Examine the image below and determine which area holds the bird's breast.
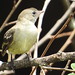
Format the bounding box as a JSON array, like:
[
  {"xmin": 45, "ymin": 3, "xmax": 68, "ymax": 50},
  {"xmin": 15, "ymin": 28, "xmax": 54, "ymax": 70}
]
[{"xmin": 8, "ymin": 25, "xmax": 38, "ymax": 54}]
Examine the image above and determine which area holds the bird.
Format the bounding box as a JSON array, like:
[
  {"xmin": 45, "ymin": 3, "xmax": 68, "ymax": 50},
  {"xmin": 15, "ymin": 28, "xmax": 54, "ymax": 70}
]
[{"xmin": 1, "ymin": 7, "xmax": 43, "ymax": 59}]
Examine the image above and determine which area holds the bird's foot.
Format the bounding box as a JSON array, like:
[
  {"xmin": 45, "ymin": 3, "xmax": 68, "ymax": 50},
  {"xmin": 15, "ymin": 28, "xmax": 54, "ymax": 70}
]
[
  {"xmin": 8, "ymin": 59, "xmax": 15, "ymax": 75},
  {"xmin": 25, "ymin": 53, "xmax": 32, "ymax": 61}
]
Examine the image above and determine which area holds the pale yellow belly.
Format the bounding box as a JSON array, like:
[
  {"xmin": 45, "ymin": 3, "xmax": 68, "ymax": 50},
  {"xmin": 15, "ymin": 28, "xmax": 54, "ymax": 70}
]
[
  {"xmin": 8, "ymin": 35, "xmax": 37, "ymax": 54},
  {"xmin": 8, "ymin": 27, "xmax": 37, "ymax": 54}
]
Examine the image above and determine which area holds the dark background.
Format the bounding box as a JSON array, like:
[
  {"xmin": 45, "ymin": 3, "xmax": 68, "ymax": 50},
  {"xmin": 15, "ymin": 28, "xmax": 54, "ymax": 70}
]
[{"xmin": 0, "ymin": 0, "xmax": 74, "ymax": 75}]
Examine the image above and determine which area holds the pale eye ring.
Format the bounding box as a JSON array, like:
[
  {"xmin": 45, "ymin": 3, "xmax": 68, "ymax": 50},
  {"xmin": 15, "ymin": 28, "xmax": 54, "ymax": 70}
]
[{"xmin": 32, "ymin": 11, "xmax": 36, "ymax": 15}]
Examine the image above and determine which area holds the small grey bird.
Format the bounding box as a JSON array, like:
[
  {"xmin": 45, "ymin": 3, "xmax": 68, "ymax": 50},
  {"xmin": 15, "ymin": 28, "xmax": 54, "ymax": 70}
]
[{"xmin": 1, "ymin": 8, "xmax": 43, "ymax": 56}]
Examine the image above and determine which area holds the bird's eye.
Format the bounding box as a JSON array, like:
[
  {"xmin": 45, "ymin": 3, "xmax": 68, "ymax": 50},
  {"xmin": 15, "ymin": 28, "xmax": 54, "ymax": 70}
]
[{"xmin": 32, "ymin": 11, "xmax": 36, "ymax": 15}]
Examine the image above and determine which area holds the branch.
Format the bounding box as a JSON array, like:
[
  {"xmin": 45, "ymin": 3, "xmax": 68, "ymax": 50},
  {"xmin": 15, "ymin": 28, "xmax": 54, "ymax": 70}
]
[
  {"xmin": 61, "ymin": 60, "xmax": 71, "ymax": 75},
  {"xmin": 41, "ymin": 66, "xmax": 75, "ymax": 72},
  {"xmin": 0, "ymin": 0, "xmax": 22, "ymax": 32},
  {"xmin": 5, "ymin": 21, "xmax": 17, "ymax": 27},
  {"xmin": 29, "ymin": 2, "xmax": 75, "ymax": 53},
  {"xmin": 32, "ymin": 0, "xmax": 51, "ymax": 74},
  {"xmin": 1, "ymin": 52, "xmax": 75, "ymax": 71}
]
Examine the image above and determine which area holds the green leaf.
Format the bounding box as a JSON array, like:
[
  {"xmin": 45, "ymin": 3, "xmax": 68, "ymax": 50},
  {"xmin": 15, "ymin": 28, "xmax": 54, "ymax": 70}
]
[
  {"xmin": 71, "ymin": 63, "xmax": 75, "ymax": 70},
  {"xmin": 68, "ymin": 73, "xmax": 75, "ymax": 75}
]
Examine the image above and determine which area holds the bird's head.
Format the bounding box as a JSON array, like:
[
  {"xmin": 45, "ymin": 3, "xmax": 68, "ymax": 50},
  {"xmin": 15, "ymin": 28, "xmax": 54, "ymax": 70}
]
[{"xmin": 18, "ymin": 7, "xmax": 43, "ymax": 23}]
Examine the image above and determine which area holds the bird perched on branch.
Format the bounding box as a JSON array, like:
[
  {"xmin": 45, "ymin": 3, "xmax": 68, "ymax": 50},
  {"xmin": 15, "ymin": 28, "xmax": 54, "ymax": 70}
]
[{"xmin": 1, "ymin": 8, "xmax": 43, "ymax": 59}]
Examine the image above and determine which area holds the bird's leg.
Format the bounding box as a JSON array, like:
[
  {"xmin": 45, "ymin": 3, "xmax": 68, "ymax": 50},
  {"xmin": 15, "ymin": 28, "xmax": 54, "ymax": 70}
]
[
  {"xmin": 8, "ymin": 53, "xmax": 15, "ymax": 74},
  {"xmin": 8, "ymin": 53, "xmax": 12, "ymax": 62},
  {"xmin": 11, "ymin": 54, "xmax": 15, "ymax": 69},
  {"xmin": 25, "ymin": 53, "xmax": 32, "ymax": 61}
]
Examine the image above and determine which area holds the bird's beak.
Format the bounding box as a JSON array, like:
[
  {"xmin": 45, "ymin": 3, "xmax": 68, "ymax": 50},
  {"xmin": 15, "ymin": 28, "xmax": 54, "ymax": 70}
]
[
  {"xmin": 36, "ymin": 10, "xmax": 44, "ymax": 16},
  {"xmin": 39, "ymin": 10, "xmax": 44, "ymax": 14}
]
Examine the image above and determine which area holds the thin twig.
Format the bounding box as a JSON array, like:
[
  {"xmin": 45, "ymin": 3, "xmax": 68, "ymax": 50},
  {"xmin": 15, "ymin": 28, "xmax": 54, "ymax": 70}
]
[
  {"xmin": 40, "ymin": 12, "xmax": 75, "ymax": 75},
  {"xmin": 50, "ymin": 29, "xmax": 75, "ymax": 66},
  {"xmin": 0, "ymin": 0, "xmax": 22, "ymax": 32},
  {"xmin": 40, "ymin": 1, "xmax": 75, "ymax": 45},
  {"xmin": 53, "ymin": 31, "xmax": 71, "ymax": 39},
  {"xmin": 41, "ymin": 25, "xmax": 67, "ymax": 56},
  {"xmin": 61, "ymin": 60, "xmax": 71, "ymax": 75},
  {"xmin": 5, "ymin": 21, "xmax": 17, "ymax": 27},
  {"xmin": 59, "ymin": 29, "xmax": 75, "ymax": 52},
  {"xmin": 41, "ymin": 12, "xmax": 74, "ymax": 57},
  {"xmin": 40, "ymin": 66, "xmax": 45, "ymax": 75},
  {"xmin": 49, "ymin": 29, "xmax": 75, "ymax": 68},
  {"xmin": 34, "ymin": 6, "xmax": 74, "ymax": 75},
  {"xmin": 30, "ymin": 0, "xmax": 52, "ymax": 75},
  {"xmin": 13, "ymin": 0, "xmax": 17, "ymax": 6},
  {"xmin": 42, "ymin": 66, "xmax": 75, "ymax": 72},
  {"xmin": 49, "ymin": 27, "xmax": 75, "ymax": 71},
  {"xmin": 29, "ymin": 2, "xmax": 75, "ymax": 54}
]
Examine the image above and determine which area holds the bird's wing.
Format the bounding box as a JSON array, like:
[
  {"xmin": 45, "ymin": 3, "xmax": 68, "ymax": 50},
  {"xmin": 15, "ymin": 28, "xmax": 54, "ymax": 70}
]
[{"xmin": 2, "ymin": 29, "xmax": 15, "ymax": 56}]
